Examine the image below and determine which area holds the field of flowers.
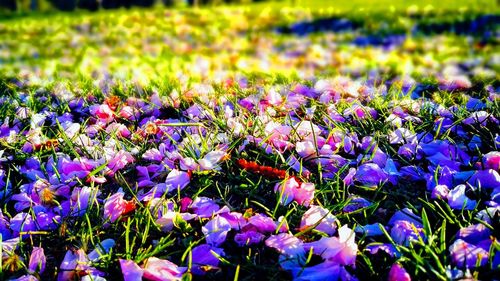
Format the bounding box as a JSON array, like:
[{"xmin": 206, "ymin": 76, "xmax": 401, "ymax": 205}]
[{"xmin": 0, "ymin": 1, "xmax": 499, "ymax": 280}]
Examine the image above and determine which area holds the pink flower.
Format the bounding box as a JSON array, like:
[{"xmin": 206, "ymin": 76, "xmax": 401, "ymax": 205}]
[
  {"xmin": 274, "ymin": 178, "xmax": 315, "ymax": 206},
  {"xmin": 59, "ymin": 157, "xmax": 92, "ymax": 180},
  {"xmin": 388, "ymin": 263, "xmax": 411, "ymax": 281},
  {"xmin": 300, "ymin": 205, "xmax": 337, "ymax": 236},
  {"xmin": 120, "ymin": 259, "xmax": 143, "ymax": 281},
  {"xmin": 107, "ymin": 151, "xmax": 134, "ymax": 176},
  {"xmin": 293, "ymin": 182, "xmax": 315, "ymax": 206},
  {"xmin": 90, "ymin": 104, "xmax": 114, "ymax": 123},
  {"xmin": 265, "ymin": 88, "xmax": 283, "ymax": 106},
  {"xmin": 119, "ymin": 106, "xmax": 139, "ymax": 120},
  {"xmin": 219, "ymin": 211, "xmax": 246, "ymax": 230},
  {"xmin": 482, "ymin": 151, "xmax": 500, "ymax": 170},
  {"xmin": 105, "ymin": 123, "xmax": 131, "ymax": 138},
  {"xmin": 143, "ymin": 257, "xmax": 186, "ymax": 281},
  {"xmin": 103, "ymin": 190, "xmax": 135, "ymax": 223},
  {"xmin": 304, "ymin": 225, "xmax": 357, "ymax": 266},
  {"xmin": 179, "ymin": 197, "xmax": 193, "ymax": 212},
  {"xmin": 274, "ymin": 177, "xmax": 299, "ymax": 205}
]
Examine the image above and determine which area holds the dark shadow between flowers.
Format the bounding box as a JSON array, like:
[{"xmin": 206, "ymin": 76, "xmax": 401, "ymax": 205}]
[{"xmin": 275, "ymin": 14, "xmax": 500, "ymax": 47}]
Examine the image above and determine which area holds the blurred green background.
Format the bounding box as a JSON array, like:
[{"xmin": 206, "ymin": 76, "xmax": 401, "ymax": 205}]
[{"xmin": 1, "ymin": 0, "xmax": 498, "ymax": 15}]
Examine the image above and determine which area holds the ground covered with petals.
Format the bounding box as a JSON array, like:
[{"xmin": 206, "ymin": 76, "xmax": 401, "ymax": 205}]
[{"xmin": 0, "ymin": 2, "xmax": 499, "ymax": 280}]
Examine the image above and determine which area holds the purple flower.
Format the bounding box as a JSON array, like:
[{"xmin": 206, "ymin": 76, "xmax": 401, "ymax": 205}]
[
  {"xmin": 70, "ymin": 186, "xmax": 98, "ymax": 216},
  {"xmin": 136, "ymin": 166, "xmax": 154, "ymax": 188},
  {"xmin": 202, "ymin": 215, "xmax": 232, "ymax": 246},
  {"xmin": 447, "ymin": 185, "xmax": 477, "ymax": 210},
  {"xmin": 390, "ymin": 220, "xmax": 425, "ymax": 246},
  {"xmin": 219, "ymin": 211, "xmax": 246, "ymax": 230},
  {"xmin": 466, "ymin": 97, "xmax": 486, "ymax": 111},
  {"xmin": 247, "ymin": 213, "xmax": 277, "ymax": 233},
  {"xmin": 296, "ymin": 141, "xmax": 317, "ymax": 159},
  {"xmin": 143, "ymin": 146, "xmax": 167, "ymax": 162},
  {"xmin": 156, "ymin": 211, "xmax": 194, "ymax": 232},
  {"xmin": 164, "ymin": 169, "xmax": 190, "ymax": 192},
  {"xmin": 290, "ymin": 261, "xmax": 341, "ymax": 281},
  {"xmin": 234, "ymin": 230, "xmax": 266, "ymax": 246},
  {"xmin": 293, "ymin": 84, "xmax": 317, "ymax": 98},
  {"xmin": 433, "ymin": 117, "xmax": 454, "ymax": 136},
  {"xmin": 120, "ymin": 259, "xmax": 143, "ymax": 281},
  {"xmin": 28, "ymin": 247, "xmax": 46, "ymax": 274},
  {"xmin": 456, "ymin": 224, "xmax": 491, "ymax": 245},
  {"xmin": 388, "ymin": 208, "xmax": 422, "ymax": 228},
  {"xmin": 287, "ymin": 155, "xmax": 311, "ymax": 178},
  {"xmin": 10, "ymin": 212, "xmax": 36, "ymax": 235},
  {"xmin": 191, "ymin": 244, "xmax": 225, "ymax": 275},
  {"xmin": 431, "ymin": 185, "xmax": 449, "ymax": 200},
  {"xmin": 343, "ymin": 197, "xmax": 372, "ymax": 213},
  {"xmin": 0, "ymin": 211, "xmax": 11, "ymax": 240},
  {"xmin": 389, "ymin": 128, "xmax": 416, "ymax": 144},
  {"xmin": 365, "ymin": 243, "xmax": 400, "ymax": 258},
  {"xmin": 88, "ymin": 239, "xmax": 115, "ymax": 262},
  {"xmin": 462, "ymin": 111, "xmax": 498, "ymax": 126},
  {"xmin": 293, "ymin": 121, "xmax": 323, "ymax": 139},
  {"xmin": 357, "ymin": 148, "xmax": 388, "ymax": 168},
  {"xmin": 143, "ymin": 169, "xmax": 190, "ymax": 199},
  {"xmin": 343, "ymin": 168, "xmax": 356, "ymax": 186},
  {"xmin": 190, "ymin": 197, "xmax": 221, "ymax": 218},
  {"xmin": 265, "ymin": 233, "xmax": 305, "ymax": 263},
  {"xmin": 355, "ymin": 163, "xmax": 389, "ymax": 186},
  {"xmin": 57, "ymin": 249, "xmax": 88, "ymax": 280},
  {"xmin": 449, "ymin": 239, "xmax": 489, "ymax": 268},
  {"xmin": 355, "ymin": 223, "xmax": 384, "ymax": 236},
  {"xmin": 467, "ymin": 169, "xmax": 500, "ymax": 189}
]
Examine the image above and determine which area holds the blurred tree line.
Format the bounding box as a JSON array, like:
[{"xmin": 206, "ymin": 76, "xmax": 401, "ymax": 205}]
[{"xmin": 0, "ymin": 0, "xmax": 263, "ymax": 12}]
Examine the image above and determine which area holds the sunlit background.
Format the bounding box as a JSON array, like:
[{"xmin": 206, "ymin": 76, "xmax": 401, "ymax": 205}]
[{"xmin": 1, "ymin": 0, "xmax": 498, "ymax": 91}]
